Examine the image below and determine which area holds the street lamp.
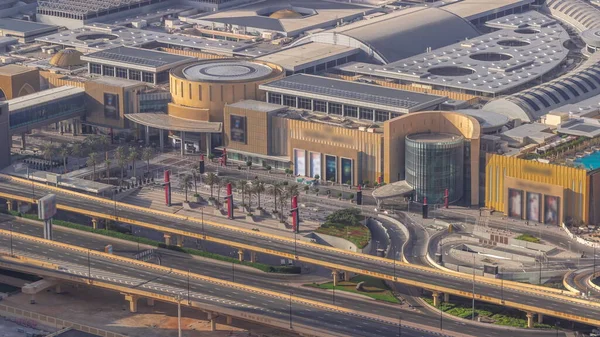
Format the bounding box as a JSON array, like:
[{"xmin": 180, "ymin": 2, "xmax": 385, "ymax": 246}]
[
  {"xmin": 201, "ymin": 207, "xmax": 205, "ymax": 239},
  {"xmin": 9, "ymin": 222, "xmax": 13, "ymax": 256},
  {"xmin": 439, "ymin": 301, "xmax": 443, "ymax": 330},
  {"xmin": 294, "ymin": 232, "xmax": 298, "ymax": 258},
  {"xmin": 177, "ymin": 294, "xmax": 182, "ymax": 337},
  {"xmin": 555, "ymin": 321, "xmax": 560, "ymax": 337},
  {"xmin": 500, "ymin": 268, "xmax": 504, "ymax": 304},
  {"xmin": 398, "ymin": 315, "xmax": 402, "ymax": 337},
  {"xmin": 472, "ymin": 255, "xmax": 475, "ymax": 321},
  {"xmin": 289, "ymin": 291, "xmax": 293, "ymax": 329},
  {"xmin": 87, "ymin": 249, "xmax": 92, "ymax": 283},
  {"xmin": 187, "ymin": 269, "xmax": 190, "ymax": 305}
]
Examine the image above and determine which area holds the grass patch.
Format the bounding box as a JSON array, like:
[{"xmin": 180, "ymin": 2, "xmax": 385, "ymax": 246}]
[
  {"xmin": 304, "ymin": 275, "xmax": 399, "ymax": 303},
  {"xmin": 515, "ymin": 234, "xmax": 540, "ymax": 243},
  {"xmin": 315, "ymin": 225, "xmax": 371, "ymax": 249},
  {"xmin": 422, "ymin": 297, "xmax": 552, "ymax": 329},
  {"xmin": 4, "ymin": 210, "xmax": 299, "ymax": 274}
]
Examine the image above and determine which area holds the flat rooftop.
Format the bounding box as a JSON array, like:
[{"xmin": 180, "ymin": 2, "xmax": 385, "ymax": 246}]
[
  {"xmin": 335, "ymin": 11, "xmax": 569, "ymax": 95},
  {"xmin": 0, "ymin": 64, "xmax": 34, "ymax": 76},
  {"xmin": 442, "ymin": 0, "xmax": 534, "ymax": 21},
  {"xmin": 184, "ymin": 0, "xmax": 376, "ymax": 36},
  {"xmin": 35, "ymin": 24, "xmax": 281, "ymax": 56},
  {"xmin": 260, "ymin": 74, "xmax": 447, "ymax": 113},
  {"xmin": 227, "ymin": 100, "xmax": 287, "ymax": 113},
  {"xmin": 81, "ymin": 46, "xmax": 195, "ymax": 71},
  {"xmin": 256, "ymin": 42, "xmax": 359, "ymax": 72},
  {"xmin": 8, "ymin": 86, "xmax": 85, "ymax": 112},
  {"xmin": 558, "ymin": 118, "xmax": 600, "ymax": 138},
  {"xmin": 0, "ymin": 18, "xmax": 57, "ymax": 35}
]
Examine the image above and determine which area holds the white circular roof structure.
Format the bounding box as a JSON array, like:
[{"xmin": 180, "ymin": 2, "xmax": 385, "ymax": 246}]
[
  {"xmin": 581, "ymin": 28, "xmax": 600, "ymax": 48},
  {"xmin": 180, "ymin": 61, "xmax": 274, "ymax": 82}
]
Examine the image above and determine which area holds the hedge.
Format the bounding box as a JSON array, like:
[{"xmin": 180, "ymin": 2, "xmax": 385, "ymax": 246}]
[{"xmin": 4, "ymin": 210, "xmax": 300, "ymax": 274}]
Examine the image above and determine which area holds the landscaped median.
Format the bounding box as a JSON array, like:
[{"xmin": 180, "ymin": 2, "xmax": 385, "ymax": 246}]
[
  {"xmin": 515, "ymin": 234, "xmax": 541, "ymax": 243},
  {"xmin": 422, "ymin": 296, "xmax": 553, "ymax": 329},
  {"xmin": 305, "ymin": 275, "xmax": 400, "ymax": 304},
  {"xmin": 3, "ymin": 210, "xmax": 300, "ymax": 274},
  {"xmin": 314, "ymin": 208, "xmax": 371, "ymax": 249}
]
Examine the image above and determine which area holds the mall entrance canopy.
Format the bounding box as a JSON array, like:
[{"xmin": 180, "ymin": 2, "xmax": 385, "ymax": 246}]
[
  {"xmin": 372, "ymin": 180, "xmax": 414, "ymax": 208},
  {"xmin": 125, "ymin": 112, "xmax": 222, "ymax": 155}
]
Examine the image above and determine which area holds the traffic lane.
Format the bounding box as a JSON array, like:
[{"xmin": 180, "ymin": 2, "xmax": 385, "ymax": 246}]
[
  {"xmin": 2, "ymin": 182, "xmax": 600, "ymax": 322},
  {"xmin": 1, "ymin": 221, "xmax": 566, "ymax": 337},
  {"xmin": 0, "ymin": 236, "xmax": 438, "ymax": 337}
]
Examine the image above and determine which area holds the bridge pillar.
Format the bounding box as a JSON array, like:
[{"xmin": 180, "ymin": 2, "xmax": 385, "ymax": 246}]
[
  {"xmin": 237, "ymin": 248, "xmax": 244, "ymax": 262},
  {"xmin": 175, "ymin": 235, "xmax": 183, "ymax": 247},
  {"xmin": 250, "ymin": 251, "xmax": 256, "ymax": 263},
  {"xmin": 55, "ymin": 284, "xmax": 62, "ymax": 294},
  {"xmin": 164, "ymin": 233, "xmax": 172, "ymax": 246},
  {"xmin": 537, "ymin": 313, "xmax": 543, "ymax": 324},
  {"xmin": 180, "ymin": 131, "xmax": 185, "ymax": 157},
  {"xmin": 207, "ymin": 312, "xmax": 217, "ymax": 331},
  {"xmin": 432, "ymin": 291, "xmax": 440, "ymax": 307},
  {"xmin": 332, "ymin": 270, "xmax": 338, "ymax": 287},
  {"xmin": 526, "ymin": 312, "xmax": 534, "ymax": 328},
  {"xmin": 124, "ymin": 294, "xmax": 139, "ymax": 313},
  {"xmin": 226, "ymin": 316, "xmax": 232, "ymax": 325},
  {"xmin": 20, "ymin": 133, "xmax": 26, "ymax": 151},
  {"xmin": 29, "ymin": 294, "xmax": 35, "ymax": 304},
  {"xmin": 444, "ymin": 293, "xmax": 450, "ymax": 303},
  {"xmin": 72, "ymin": 120, "xmax": 77, "ymax": 136},
  {"xmin": 91, "ymin": 218, "xmax": 98, "ymax": 230},
  {"xmin": 145, "ymin": 125, "xmax": 150, "ymax": 146},
  {"xmin": 6, "ymin": 200, "xmax": 13, "ymax": 212},
  {"xmin": 147, "ymin": 298, "xmax": 154, "ymax": 307},
  {"xmin": 342, "ymin": 271, "xmax": 351, "ymax": 282}
]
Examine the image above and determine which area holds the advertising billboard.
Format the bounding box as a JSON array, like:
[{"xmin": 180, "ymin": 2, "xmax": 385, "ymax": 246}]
[
  {"xmin": 325, "ymin": 155, "xmax": 337, "ymax": 182},
  {"xmin": 37, "ymin": 194, "xmax": 56, "ymax": 220},
  {"xmin": 526, "ymin": 192, "xmax": 541, "ymax": 222},
  {"xmin": 507, "ymin": 189, "xmax": 523, "ymax": 219},
  {"xmin": 103, "ymin": 93, "xmax": 119, "ymax": 119},
  {"xmin": 310, "ymin": 152, "xmax": 321, "ymax": 178},
  {"xmin": 230, "ymin": 115, "xmax": 247, "ymax": 143},
  {"xmin": 341, "ymin": 158, "xmax": 352, "ymax": 185},
  {"xmin": 294, "ymin": 149, "xmax": 306, "ymax": 176},
  {"xmin": 544, "ymin": 195, "xmax": 560, "ymax": 225}
]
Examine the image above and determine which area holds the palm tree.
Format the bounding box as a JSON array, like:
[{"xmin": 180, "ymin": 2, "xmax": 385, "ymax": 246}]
[
  {"xmin": 236, "ymin": 180, "xmax": 247, "ymax": 206},
  {"xmin": 71, "ymin": 143, "xmax": 83, "ymax": 168},
  {"xmin": 191, "ymin": 168, "xmax": 199, "ymax": 194},
  {"xmin": 254, "ymin": 181, "xmax": 266, "ymax": 210},
  {"xmin": 246, "ymin": 182, "xmax": 255, "ymax": 209},
  {"xmin": 181, "ymin": 174, "xmax": 193, "ymax": 202},
  {"xmin": 115, "ymin": 146, "xmax": 128, "ymax": 183},
  {"xmin": 97, "ymin": 134, "xmax": 110, "ymax": 158},
  {"xmin": 269, "ymin": 183, "xmax": 283, "ymax": 214},
  {"xmin": 59, "ymin": 144, "xmax": 70, "ymax": 174},
  {"xmin": 40, "ymin": 143, "xmax": 57, "ymax": 162},
  {"xmin": 105, "ymin": 159, "xmax": 111, "ymax": 183},
  {"xmin": 217, "ymin": 177, "xmax": 227, "ymax": 204},
  {"xmin": 128, "ymin": 148, "xmax": 139, "ymax": 177},
  {"xmin": 87, "ymin": 152, "xmax": 99, "ymax": 181},
  {"xmin": 141, "ymin": 147, "xmax": 153, "ymax": 176},
  {"xmin": 205, "ymin": 172, "xmax": 218, "ymax": 199}
]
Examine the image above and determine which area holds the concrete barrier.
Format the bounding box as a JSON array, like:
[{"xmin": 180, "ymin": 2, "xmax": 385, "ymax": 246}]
[{"xmin": 378, "ymin": 215, "xmax": 409, "ymax": 263}]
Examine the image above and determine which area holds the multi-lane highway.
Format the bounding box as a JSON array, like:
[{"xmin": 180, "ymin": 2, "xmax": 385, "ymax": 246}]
[
  {"xmin": 0, "ymin": 218, "xmax": 568, "ymax": 337},
  {"xmin": 0, "ymin": 225, "xmax": 452, "ymax": 337},
  {"xmin": 0, "ymin": 176, "xmax": 599, "ymax": 328}
]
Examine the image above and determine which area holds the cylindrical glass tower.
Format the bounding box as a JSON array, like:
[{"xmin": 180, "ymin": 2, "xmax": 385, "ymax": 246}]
[{"xmin": 405, "ymin": 133, "xmax": 464, "ymax": 204}]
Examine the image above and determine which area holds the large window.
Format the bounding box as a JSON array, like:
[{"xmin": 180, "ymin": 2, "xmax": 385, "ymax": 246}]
[
  {"xmin": 90, "ymin": 63, "xmax": 101, "ymax": 74},
  {"xmin": 298, "ymin": 97, "xmax": 312, "ymax": 110},
  {"xmin": 129, "ymin": 70, "xmax": 141, "ymax": 81},
  {"xmin": 116, "ymin": 67, "xmax": 127, "ymax": 79},
  {"xmin": 268, "ymin": 93, "xmax": 282, "ymax": 105},
  {"xmin": 344, "ymin": 105, "xmax": 358, "ymax": 118},
  {"xmin": 314, "ymin": 100, "xmax": 327, "ymax": 113},
  {"xmin": 142, "ymin": 72, "xmax": 154, "ymax": 83},
  {"xmin": 283, "ymin": 95, "xmax": 297, "ymax": 107},
  {"xmin": 375, "ymin": 110, "xmax": 390, "ymax": 122},
  {"xmin": 102, "ymin": 65, "xmax": 114, "ymax": 77},
  {"xmin": 360, "ymin": 108, "xmax": 373, "ymax": 121},
  {"xmin": 9, "ymin": 94, "xmax": 85, "ymax": 130},
  {"xmin": 329, "ymin": 102, "xmax": 342, "ymax": 115}
]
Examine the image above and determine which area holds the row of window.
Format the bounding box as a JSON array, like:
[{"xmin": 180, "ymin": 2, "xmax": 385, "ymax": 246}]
[
  {"xmin": 89, "ymin": 63, "xmax": 155, "ymax": 83},
  {"xmin": 267, "ymin": 93, "xmax": 399, "ymax": 122}
]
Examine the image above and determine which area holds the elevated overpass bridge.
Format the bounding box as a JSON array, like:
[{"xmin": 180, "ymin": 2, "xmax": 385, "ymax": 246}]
[{"xmin": 0, "ymin": 174, "xmax": 600, "ymax": 330}]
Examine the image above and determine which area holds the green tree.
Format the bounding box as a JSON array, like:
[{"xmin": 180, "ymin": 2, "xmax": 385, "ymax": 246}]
[
  {"xmin": 237, "ymin": 180, "xmax": 248, "ymax": 206},
  {"xmin": 105, "ymin": 159, "xmax": 111, "ymax": 182},
  {"xmin": 115, "ymin": 146, "xmax": 128, "ymax": 183},
  {"xmin": 40, "ymin": 143, "xmax": 57, "ymax": 162},
  {"xmin": 217, "ymin": 177, "xmax": 227, "ymax": 203},
  {"xmin": 181, "ymin": 174, "xmax": 193, "ymax": 202},
  {"xmin": 71, "ymin": 143, "xmax": 83, "ymax": 168},
  {"xmin": 254, "ymin": 181, "xmax": 266, "ymax": 209},
  {"xmin": 86, "ymin": 152, "xmax": 99, "ymax": 181},
  {"xmin": 205, "ymin": 172, "xmax": 218, "ymax": 199},
  {"xmin": 141, "ymin": 147, "xmax": 153, "ymax": 176},
  {"xmin": 59, "ymin": 144, "xmax": 70, "ymax": 174},
  {"xmin": 269, "ymin": 183, "xmax": 283, "ymax": 214},
  {"xmin": 323, "ymin": 208, "xmax": 361, "ymax": 229},
  {"xmin": 128, "ymin": 148, "xmax": 139, "ymax": 177},
  {"xmin": 191, "ymin": 168, "xmax": 199, "ymax": 194}
]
